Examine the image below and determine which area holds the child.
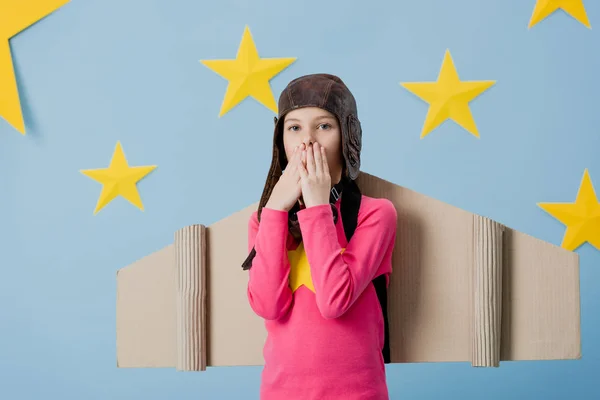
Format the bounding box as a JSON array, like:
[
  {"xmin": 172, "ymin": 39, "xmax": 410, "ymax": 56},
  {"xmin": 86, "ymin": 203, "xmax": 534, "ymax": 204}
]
[{"xmin": 241, "ymin": 73, "xmax": 397, "ymax": 400}]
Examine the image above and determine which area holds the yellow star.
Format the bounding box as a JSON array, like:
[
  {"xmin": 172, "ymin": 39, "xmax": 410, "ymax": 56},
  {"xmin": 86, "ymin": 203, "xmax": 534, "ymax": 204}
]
[
  {"xmin": 528, "ymin": 0, "xmax": 591, "ymax": 29},
  {"xmin": 287, "ymin": 243, "xmax": 346, "ymax": 293},
  {"xmin": 288, "ymin": 242, "xmax": 315, "ymax": 293},
  {"xmin": 200, "ymin": 25, "xmax": 296, "ymax": 117},
  {"xmin": 80, "ymin": 141, "xmax": 157, "ymax": 215},
  {"xmin": 0, "ymin": 0, "xmax": 70, "ymax": 135},
  {"xmin": 400, "ymin": 49, "xmax": 496, "ymax": 139},
  {"xmin": 538, "ymin": 169, "xmax": 600, "ymax": 251}
]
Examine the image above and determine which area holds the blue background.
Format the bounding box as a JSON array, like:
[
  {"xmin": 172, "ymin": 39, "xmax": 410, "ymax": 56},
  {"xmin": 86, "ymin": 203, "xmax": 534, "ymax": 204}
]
[{"xmin": 1, "ymin": 0, "xmax": 598, "ymax": 398}]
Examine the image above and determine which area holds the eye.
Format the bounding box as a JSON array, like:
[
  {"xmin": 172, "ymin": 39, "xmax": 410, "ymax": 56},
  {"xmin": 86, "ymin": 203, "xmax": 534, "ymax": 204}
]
[
  {"xmin": 318, "ymin": 123, "xmax": 332, "ymax": 130},
  {"xmin": 287, "ymin": 125, "xmax": 300, "ymax": 131}
]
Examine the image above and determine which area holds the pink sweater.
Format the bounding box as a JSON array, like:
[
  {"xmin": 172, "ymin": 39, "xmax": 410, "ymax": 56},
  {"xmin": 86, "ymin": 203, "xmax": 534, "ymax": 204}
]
[{"xmin": 247, "ymin": 195, "xmax": 397, "ymax": 400}]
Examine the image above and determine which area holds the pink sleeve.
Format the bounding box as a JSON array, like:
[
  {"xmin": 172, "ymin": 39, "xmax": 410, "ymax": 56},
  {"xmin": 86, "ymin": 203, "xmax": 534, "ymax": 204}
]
[
  {"xmin": 296, "ymin": 199, "xmax": 397, "ymax": 319},
  {"xmin": 246, "ymin": 208, "xmax": 293, "ymax": 320}
]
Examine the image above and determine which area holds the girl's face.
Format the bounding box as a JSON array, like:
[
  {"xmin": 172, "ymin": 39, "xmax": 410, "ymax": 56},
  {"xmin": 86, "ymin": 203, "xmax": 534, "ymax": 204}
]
[{"xmin": 282, "ymin": 107, "xmax": 344, "ymax": 184}]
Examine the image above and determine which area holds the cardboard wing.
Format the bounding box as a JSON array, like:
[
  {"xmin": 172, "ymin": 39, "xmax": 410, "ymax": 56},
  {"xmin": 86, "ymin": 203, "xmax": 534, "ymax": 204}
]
[{"xmin": 115, "ymin": 172, "xmax": 581, "ymax": 371}]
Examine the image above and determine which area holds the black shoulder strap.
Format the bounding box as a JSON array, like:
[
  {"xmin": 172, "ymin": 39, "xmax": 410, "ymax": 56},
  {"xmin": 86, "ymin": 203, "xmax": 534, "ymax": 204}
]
[{"xmin": 340, "ymin": 178, "xmax": 391, "ymax": 364}]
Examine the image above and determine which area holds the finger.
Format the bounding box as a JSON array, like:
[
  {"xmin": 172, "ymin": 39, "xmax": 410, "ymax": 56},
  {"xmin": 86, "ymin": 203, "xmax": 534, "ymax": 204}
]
[
  {"xmin": 298, "ymin": 158, "xmax": 308, "ymax": 180},
  {"xmin": 306, "ymin": 144, "xmax": 316, "ymax": 176},
  {"xmin": 313, "ymin": 143, "xmax": 323, "ymax": 176},
  {"xmin": 300, "ymin": 143, "xmax": 307, "ymax": 166},
  {"xmin": 291, "ymin": 147, "xmax": 304, "ymax": 177},
  {"xmin": 320, "ymin": 145, "xmax": 330, "ymax": 176}
]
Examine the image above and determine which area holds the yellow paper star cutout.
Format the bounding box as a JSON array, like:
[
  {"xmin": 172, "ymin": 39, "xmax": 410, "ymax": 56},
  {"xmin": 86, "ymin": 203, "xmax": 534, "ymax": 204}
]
[
  {"xmin": 200, "ymin": 25, "xmax": 296, "ymax": 117},
  {"xmin": 80, "ymin": 141, "xmax": 157, "ymax": 215},
  {"xmin": 400, "ymin": 49, "xmax": 496, "ymax": 139},
  {"xmin": 288, "ymin": 242, "xmax": 314, "ymax": 293},
  {"xmin": 287, "ymin": 243, "xmax": 346, "ymax": 293},
  {"xmin": 528, "ymin": 0, "xmax": 591, "ymax": 29},
  {"xmin": 538, "ymin": 169, "xmax": 600, "ymax": 251},
  {"xmin": 0, "ymin": 0, "xmax": 70, "ymax": 135}
]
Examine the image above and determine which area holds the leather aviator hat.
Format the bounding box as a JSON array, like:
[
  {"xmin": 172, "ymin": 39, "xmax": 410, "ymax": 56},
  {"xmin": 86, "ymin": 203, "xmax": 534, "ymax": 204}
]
[
  {"xmin": 240, "ymin": 73, "xmax": 392, "ymax": 364},
  {"xmin": 265, "ymin": 72, "xmax": 363, "ymax": 195}
]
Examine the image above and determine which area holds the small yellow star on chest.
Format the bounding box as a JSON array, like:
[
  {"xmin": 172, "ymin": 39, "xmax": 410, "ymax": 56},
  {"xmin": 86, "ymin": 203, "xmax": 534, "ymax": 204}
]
[
  {"xmin": 287, "ymin": 242, "xmax": 345, "ymax": 293},
  {"xmin": 287, "ymin": 242, "xmax": 314, "ymax": 293}
]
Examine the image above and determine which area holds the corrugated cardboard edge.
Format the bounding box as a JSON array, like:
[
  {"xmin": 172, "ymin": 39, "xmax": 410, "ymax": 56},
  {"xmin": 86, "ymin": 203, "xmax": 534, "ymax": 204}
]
[
  {"xmin": 471, "ymin": 215, "xmax": 504, "ymax": 367},
  {"xmin": 175, "ymin": 225, "xmax": 207, "ymax": 371}
]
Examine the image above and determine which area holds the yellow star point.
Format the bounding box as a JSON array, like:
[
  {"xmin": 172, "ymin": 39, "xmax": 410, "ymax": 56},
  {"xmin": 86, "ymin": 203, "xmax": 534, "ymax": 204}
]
[
  {"xmin": 0, "ymin": 0, "xmax": 70, "ymax": 135},
  {"xmin": 80, "ymin": 141, "xmax": 157, "ymax": 215},
  {"xmin": 400, "ymin": 49, "xmax": 495, "ymax": 139},
  {"xmin": 528, "ymin": 0, "xmax": 591, "ymax": 29},
  {"xmin": 200, "ymin": 25, "xmax": 297, "ymax": 117},
  {"xmin": 537, "ymin": 169, "xmax": 600, "ymax": 251}
]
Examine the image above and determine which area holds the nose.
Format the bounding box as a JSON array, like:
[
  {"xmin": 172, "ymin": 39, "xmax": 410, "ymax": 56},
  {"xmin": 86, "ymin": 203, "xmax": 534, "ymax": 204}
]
[{"xmin": 301, "ymin": 131, "xmax": 317, "ymax": 147}]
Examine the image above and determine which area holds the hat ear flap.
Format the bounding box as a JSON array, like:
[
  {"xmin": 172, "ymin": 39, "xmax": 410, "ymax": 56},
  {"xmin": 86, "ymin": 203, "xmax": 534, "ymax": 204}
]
[
  {"xmin": 345, "ymin": 114, "xmax": 362, "ymax": 179},
  {"xmin": 257, "ymin": 119, "xmax": 284, "ymax": 221},
  {"xmin": 274, "ymin": 118, "xmax": 289, "ymax": 171}
]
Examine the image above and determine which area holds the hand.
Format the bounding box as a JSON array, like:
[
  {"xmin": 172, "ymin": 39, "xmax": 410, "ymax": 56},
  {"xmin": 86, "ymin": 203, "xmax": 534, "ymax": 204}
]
[
  {"xmin": 298, "ymin": 142, "xmax": 331, "ymax": 208},
  {"xmin": 265, "ymin": 145, "xmax": 303, "ymax": 212}
]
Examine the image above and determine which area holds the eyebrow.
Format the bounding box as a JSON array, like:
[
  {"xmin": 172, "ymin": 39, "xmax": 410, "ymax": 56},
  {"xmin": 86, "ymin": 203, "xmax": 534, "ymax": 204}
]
[{"xmin": 284, "ymin": 115, "xmax": 336, "ymax": 124}]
